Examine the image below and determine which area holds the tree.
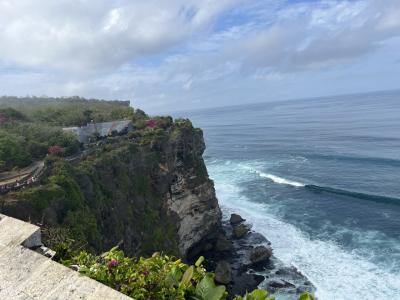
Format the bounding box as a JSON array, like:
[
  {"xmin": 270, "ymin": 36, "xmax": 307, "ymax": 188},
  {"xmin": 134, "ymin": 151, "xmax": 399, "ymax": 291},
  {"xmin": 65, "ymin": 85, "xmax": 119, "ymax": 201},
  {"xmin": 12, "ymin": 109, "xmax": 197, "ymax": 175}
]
[
  {"xmin": 83, "ymin": 109, "xmax": 93, "ymax": 124},
  {"xmin": 0, "ymin": 134, "xmax": 31, "ymax": 170}
]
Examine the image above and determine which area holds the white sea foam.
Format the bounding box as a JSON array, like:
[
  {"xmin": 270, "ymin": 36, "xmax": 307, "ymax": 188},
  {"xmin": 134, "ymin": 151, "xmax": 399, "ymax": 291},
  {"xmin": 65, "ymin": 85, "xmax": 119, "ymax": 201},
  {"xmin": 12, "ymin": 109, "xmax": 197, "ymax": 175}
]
[
  {"xmin": 208, "ymin": 161, "xmax": 400, "ymax": 300},
  {"xmin": 257, "ymin": 172, "xmax": 305, "ymax": 187},
  {"xmin": 239, "ymin": 163, "xmax": 305, "ymax": 187}
]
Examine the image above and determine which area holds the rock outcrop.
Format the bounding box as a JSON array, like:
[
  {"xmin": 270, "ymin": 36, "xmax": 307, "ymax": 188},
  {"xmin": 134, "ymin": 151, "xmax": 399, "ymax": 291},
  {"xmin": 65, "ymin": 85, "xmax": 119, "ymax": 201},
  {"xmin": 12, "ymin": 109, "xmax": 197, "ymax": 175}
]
[
  {"xmin": 197, "ymin": 213, "xmax": 315, "ymax": 298},
  {"xmin": 232, "ymin": 224, "xmax": 249, "ymax": 239},
  {"xmin": 249, "ymin": 245, "xmax": 273, "ymax": 265},
  {"xmin": 215, "ymin": 234, "xmax": 233, "ymax": 252},
  {"xmin": 230, "ymin": 213, "xmax": 245, "ymax": 225},
  {"xmin": 215, "ymin": 260, "xmax": 232, "ymax": 284}
]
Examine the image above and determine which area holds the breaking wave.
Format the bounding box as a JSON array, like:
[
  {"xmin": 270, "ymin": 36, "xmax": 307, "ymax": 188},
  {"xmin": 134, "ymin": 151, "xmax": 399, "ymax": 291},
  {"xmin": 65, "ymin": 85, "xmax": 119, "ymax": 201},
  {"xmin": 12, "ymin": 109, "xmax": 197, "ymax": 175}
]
[
  {"xmin": 256, "ymin": 171, "xmax": 305, "ymax": 187},
  {"xmin": 253, "ymin": 171, "xmax": 400, "ymax": 205}
]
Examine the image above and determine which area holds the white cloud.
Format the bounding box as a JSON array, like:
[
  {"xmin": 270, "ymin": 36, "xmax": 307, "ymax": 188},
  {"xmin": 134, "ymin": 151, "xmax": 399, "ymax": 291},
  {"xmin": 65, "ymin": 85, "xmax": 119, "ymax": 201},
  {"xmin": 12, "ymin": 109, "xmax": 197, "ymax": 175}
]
[
  {"xmin": 0, "ymin": 0, "xmax": 239, "ymax": 72},
  {"xmin": 227, "ymin": 0, "xmax": 400, "ymax": 72},
  {"xmin": 0, "ymin": 0, "xmax": 400, "ymax": 112}
]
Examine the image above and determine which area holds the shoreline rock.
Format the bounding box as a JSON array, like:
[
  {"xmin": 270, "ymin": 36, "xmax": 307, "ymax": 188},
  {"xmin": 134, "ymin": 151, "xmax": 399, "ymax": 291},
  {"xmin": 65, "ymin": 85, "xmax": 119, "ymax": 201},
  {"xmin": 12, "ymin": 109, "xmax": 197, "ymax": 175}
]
[
  {"xmin": 215, "ymin": 261, "xmax": 232, "ymax": 285},
  {"xmin": 230, "ymin": 213, "xmax": 245, "ymax": 225},
  {"xmin": 232, "ymin": 224, "xmax": 249, "ymax": 239},
  {"xmin": 215, "ymin": 234, "xmax": 233, "ymax": 252},
  {"xmin": 249, "ymin": 245, "xmax": 273, "ymax": 265},
  {"xmin": 195, "ymin": 213, "xmax": 315, "ymax": 299}
]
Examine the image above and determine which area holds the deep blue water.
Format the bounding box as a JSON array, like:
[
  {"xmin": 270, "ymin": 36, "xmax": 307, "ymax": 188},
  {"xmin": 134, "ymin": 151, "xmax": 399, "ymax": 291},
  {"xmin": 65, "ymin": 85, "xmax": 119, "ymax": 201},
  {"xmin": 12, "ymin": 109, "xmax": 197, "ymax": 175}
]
[{"xmin": 176, "ymin": 90, "xmax": 400, "ymax": 299}]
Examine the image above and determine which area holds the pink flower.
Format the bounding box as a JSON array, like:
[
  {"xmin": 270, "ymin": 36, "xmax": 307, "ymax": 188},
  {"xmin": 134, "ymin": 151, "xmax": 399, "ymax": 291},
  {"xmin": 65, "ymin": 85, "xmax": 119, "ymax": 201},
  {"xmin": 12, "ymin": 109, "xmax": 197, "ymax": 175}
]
[
  {"xmin": 107, "ymin": 259, "xmax": 119, "ymax": 269},
  {"xmin": 145, "ymin": 119, "xmax": 158, "ymax": 128}
]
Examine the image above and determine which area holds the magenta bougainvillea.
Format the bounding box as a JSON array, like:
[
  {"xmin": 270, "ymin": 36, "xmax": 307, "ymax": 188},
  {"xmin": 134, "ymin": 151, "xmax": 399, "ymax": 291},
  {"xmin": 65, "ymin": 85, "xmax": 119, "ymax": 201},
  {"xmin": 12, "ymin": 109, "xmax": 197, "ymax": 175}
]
[
  {"xmin": 145, "ymin": 119, "xmax": 158, "ymax": 128},
  {"xmin": 107, "ymin": 259, "xmax": 119, "ymax": 269}
]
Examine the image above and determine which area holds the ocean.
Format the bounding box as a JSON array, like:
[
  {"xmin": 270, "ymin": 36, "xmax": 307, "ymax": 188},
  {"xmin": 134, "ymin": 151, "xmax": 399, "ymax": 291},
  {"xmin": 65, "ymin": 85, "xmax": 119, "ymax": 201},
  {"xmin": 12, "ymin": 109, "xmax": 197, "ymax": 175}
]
[{"xmin": 177, "ymin": 90, "xmax": 400, "ymax": 299}]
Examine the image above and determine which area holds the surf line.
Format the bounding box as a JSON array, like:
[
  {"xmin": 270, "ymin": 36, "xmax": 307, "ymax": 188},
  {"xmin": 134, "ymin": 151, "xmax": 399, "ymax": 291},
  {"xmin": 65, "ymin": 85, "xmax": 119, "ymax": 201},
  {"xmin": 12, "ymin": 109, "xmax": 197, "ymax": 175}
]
[{"xmin": 255, "ymin": 171, "xmax": 400, "ymax": 205}]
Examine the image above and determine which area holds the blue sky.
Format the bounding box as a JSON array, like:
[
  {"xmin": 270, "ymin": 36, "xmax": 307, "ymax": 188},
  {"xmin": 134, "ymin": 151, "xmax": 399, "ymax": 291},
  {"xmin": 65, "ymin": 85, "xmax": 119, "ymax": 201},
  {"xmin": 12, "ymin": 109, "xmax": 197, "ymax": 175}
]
[{"xmin": 0, "ymin": 0, "xmax": 399, "ymax": 113}]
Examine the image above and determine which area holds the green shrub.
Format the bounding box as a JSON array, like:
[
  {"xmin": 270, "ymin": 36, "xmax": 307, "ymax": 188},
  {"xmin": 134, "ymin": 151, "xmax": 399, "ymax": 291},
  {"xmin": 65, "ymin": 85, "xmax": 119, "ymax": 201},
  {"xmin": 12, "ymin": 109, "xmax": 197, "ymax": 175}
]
[
  {"xmin": 49, "ymin": 174, "xmax": 85, "ymax": 211},
  {"xmin": 63, "ymin": 209, "xmax": 101, "ymax": 250},
  {"xmin": 134, "ymin": 119, "xmax": 147, "ymax": 130},
  {"xmin": 132, "ymin": 109, "xmax": 148, "ymax": 121},
  {"xmin": 298, "ymin": 293, "xmax": 316, "ymax": 300},
  {"xmin": 64, "ymin": 247, "xmax": 314, "ymax": 300},
  {"xmin": 174, "ymin": 118, "xmax": 193, "ymax": 128},
  {"xmin": 233, "ymin": 289, "xmax": 274, "ymax": 300},
  {"xmin": 0, "ymin": 133, "xmax": 31, "ymax": 170},
  {"xmin": 19, "ymin": 184, "xmax": 64, "ymax": 212},
  {"xmin": 0, "ymin": 107, "xmax": 27, "ymax": 122},
  {"xmin": 65, "ymin": 248, "xmax": 215, "ymax": 300},
  {"xmin": 0, "ymin": 122, "xmax": 81, "ymax": 170},
  {"xmin": 170, "ymin": 127, "xmax": 182, "ymax": 141}
]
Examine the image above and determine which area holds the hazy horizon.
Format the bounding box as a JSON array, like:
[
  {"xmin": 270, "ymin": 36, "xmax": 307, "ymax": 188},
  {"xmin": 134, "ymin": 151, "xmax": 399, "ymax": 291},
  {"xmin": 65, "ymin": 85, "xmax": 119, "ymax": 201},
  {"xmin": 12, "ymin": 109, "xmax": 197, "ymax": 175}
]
[{"xmin": 158, "ymin": 88, "xmax": 400, "ymax": 115}]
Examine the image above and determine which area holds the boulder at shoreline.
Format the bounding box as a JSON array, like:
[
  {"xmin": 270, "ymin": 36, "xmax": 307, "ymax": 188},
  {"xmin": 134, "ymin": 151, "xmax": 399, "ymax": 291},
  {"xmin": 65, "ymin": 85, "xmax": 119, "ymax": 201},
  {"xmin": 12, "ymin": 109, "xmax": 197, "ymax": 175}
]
[
  {"xmin": 230, "ymin": 213, "xmax": 245, "ymax": 225},
  {"xmin": 249, "ymin": 245, "xmax": 273, "ymax": 265}
]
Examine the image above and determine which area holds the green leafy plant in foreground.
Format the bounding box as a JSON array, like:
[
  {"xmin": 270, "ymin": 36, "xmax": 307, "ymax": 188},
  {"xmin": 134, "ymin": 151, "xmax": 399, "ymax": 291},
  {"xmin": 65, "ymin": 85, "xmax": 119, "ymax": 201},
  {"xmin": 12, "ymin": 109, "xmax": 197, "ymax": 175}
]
[
  {"xmin": 65, "ymin": 247, "xmax": 314, "ymax": 300},
  {"xmin": 233, "ymin": 289, "xmax": 274, "ymax": 300},
  {"xmin": 298, "ymin": 293, "xmax": 316, "ymax": 300},
  {"xmin": 64, "ymin": 247, "xmax": 221, "ymax": 299}
]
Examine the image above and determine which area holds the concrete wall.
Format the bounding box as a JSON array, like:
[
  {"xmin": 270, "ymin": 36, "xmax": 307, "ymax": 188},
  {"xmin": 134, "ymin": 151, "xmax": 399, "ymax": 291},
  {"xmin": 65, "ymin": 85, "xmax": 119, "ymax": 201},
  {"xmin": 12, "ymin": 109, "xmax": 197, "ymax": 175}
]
[{"xmin": 0, "ymin": 214, "xmax": 131, "ymax": 300}]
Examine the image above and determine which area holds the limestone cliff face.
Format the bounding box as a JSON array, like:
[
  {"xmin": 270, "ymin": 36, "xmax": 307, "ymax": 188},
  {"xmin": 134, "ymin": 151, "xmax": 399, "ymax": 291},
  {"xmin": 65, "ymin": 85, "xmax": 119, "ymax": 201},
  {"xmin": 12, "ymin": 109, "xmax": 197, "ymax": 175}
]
[
  {"xmin": 1, "ymin": 119, "xmax": 221, "ymax": 259},
  {"xmin": 166, "ymin": 128, "xmax": 221, "ymax": 257}
]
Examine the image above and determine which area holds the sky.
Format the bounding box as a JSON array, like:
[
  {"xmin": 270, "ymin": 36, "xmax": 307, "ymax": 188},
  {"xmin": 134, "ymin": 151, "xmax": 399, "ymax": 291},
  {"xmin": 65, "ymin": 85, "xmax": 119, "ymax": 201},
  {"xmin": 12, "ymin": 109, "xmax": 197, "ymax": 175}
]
[{"xmin": 0, "ymin": 0, "xmax": 399, "ymax": 113}]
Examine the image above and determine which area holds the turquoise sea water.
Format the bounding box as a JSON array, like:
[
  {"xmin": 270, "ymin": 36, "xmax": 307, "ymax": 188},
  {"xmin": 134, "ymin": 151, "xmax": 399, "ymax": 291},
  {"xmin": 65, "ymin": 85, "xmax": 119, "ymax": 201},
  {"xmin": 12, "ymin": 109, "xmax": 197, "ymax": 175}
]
[{"xmin": 178, "ymin": 90, "xmax": 400, "ymax": 299}]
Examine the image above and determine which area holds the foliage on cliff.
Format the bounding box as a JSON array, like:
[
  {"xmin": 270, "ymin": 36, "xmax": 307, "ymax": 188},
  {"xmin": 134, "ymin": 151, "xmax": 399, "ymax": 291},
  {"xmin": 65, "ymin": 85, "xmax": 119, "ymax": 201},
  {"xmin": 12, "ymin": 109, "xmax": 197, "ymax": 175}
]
[
  {"xmin": 0, "ymin": 125, "xmax": 80, "ymax": 171},
  {"xmin": 0, "ymin": 97, "xmax": 133, "ymax": 171},
  {"xmin": 0, "ymin": 96, "xmax": 133, "ymax": 126},
  {"xmin": 63, "ymin": 247, "xmax": 314, "ymax": 300}
]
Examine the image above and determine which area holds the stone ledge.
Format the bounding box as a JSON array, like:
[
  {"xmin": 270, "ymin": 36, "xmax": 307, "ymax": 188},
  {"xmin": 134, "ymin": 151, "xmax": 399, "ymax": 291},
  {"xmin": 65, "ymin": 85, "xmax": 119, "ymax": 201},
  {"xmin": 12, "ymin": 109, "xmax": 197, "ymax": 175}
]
[{"xmin": 0, "ymin": 214, "xmax": 131, "ymax": 300}]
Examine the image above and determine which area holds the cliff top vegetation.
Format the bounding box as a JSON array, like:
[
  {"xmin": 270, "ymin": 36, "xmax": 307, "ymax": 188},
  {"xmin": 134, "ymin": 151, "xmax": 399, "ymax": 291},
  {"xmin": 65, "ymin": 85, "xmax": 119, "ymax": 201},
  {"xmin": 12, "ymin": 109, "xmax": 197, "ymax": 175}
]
[{"xmin": 0, "ymin": 97, "xmax": 135, "ymax": 171}]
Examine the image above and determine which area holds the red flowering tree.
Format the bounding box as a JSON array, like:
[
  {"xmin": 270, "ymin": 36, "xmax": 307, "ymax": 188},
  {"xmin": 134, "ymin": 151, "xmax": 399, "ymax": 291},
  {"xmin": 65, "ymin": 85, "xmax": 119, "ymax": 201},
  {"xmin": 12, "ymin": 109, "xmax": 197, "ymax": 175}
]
[
  {"xmin": 145, "ymin": 119, "xmax": 158, "ymax": 129},
  {"xmin": 48, "ymin": 145, "xmax": 64, "ymax": 156}
]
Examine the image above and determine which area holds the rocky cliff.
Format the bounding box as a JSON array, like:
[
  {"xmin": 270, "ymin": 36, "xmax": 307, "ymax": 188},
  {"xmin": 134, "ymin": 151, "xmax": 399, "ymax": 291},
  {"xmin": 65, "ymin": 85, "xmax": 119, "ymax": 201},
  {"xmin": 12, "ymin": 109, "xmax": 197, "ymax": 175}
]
[{"xmin": 1, "ymin": 118, "xmax": 221, "ymax": 259}]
